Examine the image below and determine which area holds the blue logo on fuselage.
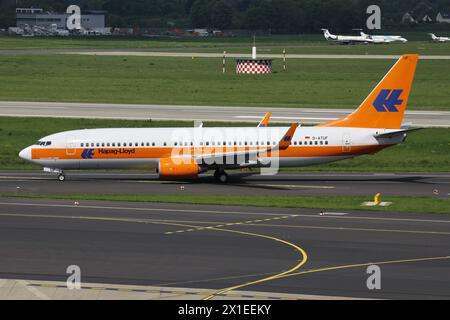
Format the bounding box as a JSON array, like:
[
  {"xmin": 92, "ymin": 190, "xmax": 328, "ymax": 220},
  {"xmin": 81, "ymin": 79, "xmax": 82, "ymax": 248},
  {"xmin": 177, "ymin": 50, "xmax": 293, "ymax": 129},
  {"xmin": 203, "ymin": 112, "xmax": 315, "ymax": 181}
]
[{"xmin": 81, "ymin": 148, "xmax": 95, "ymax": 159}]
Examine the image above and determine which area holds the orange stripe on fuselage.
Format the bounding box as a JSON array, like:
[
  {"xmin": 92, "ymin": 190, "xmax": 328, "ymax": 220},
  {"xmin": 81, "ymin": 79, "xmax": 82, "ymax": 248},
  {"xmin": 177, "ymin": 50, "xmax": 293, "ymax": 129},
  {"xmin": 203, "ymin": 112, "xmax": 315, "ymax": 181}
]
[{"xmin": 31, "ymin": 145, "xmax": 391, "ymax": 161}]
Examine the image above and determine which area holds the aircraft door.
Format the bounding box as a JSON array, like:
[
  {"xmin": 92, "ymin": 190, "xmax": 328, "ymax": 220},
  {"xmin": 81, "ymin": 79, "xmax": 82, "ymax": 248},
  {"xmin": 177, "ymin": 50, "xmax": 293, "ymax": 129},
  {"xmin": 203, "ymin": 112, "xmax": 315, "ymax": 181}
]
[{"xmin": 342, "ymin": 133, "xmax": 351, "ymax": 153}]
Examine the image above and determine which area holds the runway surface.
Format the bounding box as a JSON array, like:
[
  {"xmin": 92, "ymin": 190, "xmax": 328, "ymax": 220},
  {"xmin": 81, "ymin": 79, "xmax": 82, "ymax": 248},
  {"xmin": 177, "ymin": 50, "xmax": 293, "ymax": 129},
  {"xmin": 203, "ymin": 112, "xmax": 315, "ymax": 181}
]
[
  {"xmin": 0, "ymin": 171, "xmax": 448, "ymax": 198},
  {"xmin": 63, "ymin": 51, "xmax": 450, "ymax": 60},
  {"xmin": 1, "ymin": 101, "xmax": 449, "ymax": 127},
  {"xmin": 1, "ymin": 197, "xmax": 450, "ymax": 299}
]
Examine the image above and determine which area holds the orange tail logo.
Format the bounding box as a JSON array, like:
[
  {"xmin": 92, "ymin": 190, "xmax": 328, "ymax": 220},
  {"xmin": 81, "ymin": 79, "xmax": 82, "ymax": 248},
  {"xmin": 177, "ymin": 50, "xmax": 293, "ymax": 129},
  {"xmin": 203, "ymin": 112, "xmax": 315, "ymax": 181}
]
[{"xmin": 320, "ymin": 54, "xmax": 418, "ymax": 129}]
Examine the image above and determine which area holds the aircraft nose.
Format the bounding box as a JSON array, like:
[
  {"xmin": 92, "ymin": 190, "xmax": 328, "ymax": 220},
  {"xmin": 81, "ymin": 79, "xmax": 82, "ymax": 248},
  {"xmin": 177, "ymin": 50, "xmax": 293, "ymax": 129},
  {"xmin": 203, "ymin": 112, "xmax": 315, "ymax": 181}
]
[{"xmin": 19, "ymin": 146, "xmax": 32, "ymax": 161}]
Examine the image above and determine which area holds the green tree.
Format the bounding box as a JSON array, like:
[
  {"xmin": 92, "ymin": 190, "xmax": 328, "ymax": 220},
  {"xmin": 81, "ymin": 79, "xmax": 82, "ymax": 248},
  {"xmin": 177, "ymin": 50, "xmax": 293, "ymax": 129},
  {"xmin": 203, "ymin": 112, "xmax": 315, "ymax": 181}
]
[
  {"xmin": 211, "ymin": 0, "xmax": 233, "ymax": 29},
  {"xmin": 245, "ymin": 0, "xmax": 273, "ymax": 30},
  {"xmin": 190, "ymin": 0, "xmax": 213, "ymax": 27}
]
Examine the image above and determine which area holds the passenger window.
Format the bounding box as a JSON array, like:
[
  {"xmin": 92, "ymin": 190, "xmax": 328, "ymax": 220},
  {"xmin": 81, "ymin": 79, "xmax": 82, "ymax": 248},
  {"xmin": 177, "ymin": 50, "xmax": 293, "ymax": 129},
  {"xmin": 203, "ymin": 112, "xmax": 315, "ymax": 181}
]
[
  {"xmin": 163, "ymin": 142, "xmax": 167, "ymax": 146},
  {"xmin": 112, "ymin": 143, "xmax": 115, "ymax": 147},
  {"xmin": 91, "ymin": 143, "xmax": 94, "ymax": 147},
  {"xmin": 135, "ymin": 142, "xmax": 138, "ymax": 146},
  {"xmin": 320, "ymin": 141, "xmax": 323, "ymax": 145},
  {"xmin": 141, "ymin": 142, "xmax": 144, "ymax": 146},
  {"xmin": 81, "ymin": 143, "xmax": 84, "ymax": 147},
  {"xmin": 96, "ymin": 143, "xmax": 100, "ymax": 147},
  {"xmin": 206, "ymin": 142, "xmax": 209, "ymax": 146},
  {"xmin": 107, "ymin": 143, "xmax": 110, "ymax": 147},
  {"xmin": 325, "ymin": 141, "xmax": 329, "ymax": 145},
  {"xmin": 294, "ymin": 141, "xmax": 297, "ymax": 145},
  {"xmin": 152, "ymin": 142, "xmax": 155, "ymax": 146},
  {"xmin": 102, "ymin": 143, "xmax": 105, "ymax": 147},
  {"xmin": 315, "ymin": 141, "xmax": 318, "ymax": 145},
  {"xmin": 309, "ymin": 141, "xmax": 313, "ymax": 145}
]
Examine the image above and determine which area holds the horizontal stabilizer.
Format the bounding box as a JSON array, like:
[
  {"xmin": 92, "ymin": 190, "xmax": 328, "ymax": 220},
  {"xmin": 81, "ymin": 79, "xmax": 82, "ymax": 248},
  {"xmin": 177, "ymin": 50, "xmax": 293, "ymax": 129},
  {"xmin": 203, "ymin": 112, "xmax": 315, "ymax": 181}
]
[{"xmin": 374, "ymin": 127, "xmax": 422, "ymax": 139}]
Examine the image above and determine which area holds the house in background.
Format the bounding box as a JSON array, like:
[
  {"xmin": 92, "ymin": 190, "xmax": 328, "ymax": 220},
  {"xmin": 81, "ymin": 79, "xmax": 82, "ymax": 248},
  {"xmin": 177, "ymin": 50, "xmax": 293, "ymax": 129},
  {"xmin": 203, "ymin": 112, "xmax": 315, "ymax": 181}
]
[{"xmin": 436, "ymin": 12, "xmax": 450, "ymax": 23}]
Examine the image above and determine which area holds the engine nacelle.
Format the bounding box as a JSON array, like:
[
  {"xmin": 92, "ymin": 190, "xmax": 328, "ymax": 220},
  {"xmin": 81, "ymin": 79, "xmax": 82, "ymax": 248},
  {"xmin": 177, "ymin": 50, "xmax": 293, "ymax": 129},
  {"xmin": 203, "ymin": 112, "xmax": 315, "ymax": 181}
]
[{"xmin": 158, "ymin": 157, "xmax": 200, "ymax": 178}]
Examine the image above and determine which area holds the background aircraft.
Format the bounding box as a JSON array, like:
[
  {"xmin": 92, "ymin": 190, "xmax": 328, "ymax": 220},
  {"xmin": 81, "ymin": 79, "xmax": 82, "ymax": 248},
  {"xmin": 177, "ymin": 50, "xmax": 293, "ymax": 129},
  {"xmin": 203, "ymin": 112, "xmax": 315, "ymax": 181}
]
[
  {"xmin": 360, "ymin": 32, "xmax": 407, "ymax": 43},
  {"xmin": 429, "ymin": 33, "xmax": 450, "ymax": 42},
  {"xmin": 321, "ymin": 29, "xmax": 372, "ymax": 44}
]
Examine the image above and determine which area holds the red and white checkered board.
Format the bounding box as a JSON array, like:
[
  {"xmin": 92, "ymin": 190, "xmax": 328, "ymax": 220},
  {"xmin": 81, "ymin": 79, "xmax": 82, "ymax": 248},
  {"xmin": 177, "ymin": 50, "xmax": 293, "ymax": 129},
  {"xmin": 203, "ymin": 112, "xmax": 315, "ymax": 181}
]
[{"xmin": 236, "ymin": 60, "xmax": 272, "ymax": 74}]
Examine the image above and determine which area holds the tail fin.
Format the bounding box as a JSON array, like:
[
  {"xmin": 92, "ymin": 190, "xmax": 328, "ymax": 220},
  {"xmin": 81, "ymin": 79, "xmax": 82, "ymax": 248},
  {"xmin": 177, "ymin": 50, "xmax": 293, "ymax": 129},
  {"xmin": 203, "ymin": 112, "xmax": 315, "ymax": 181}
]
[
  {"xmin": 319, "ymin": 54, "xmax": 418, "ymax": 129},
  {"xmin": 321, "ymin": 29, "xmax": 331, "ymax": 38}
]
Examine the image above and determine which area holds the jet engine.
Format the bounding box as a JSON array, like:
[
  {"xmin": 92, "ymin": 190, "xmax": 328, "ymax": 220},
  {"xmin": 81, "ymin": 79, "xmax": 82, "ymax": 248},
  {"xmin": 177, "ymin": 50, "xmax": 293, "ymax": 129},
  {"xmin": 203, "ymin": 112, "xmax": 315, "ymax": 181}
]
[{"xmin": 158, "ymin": 157, "xmax": 201, "ymax": 178}]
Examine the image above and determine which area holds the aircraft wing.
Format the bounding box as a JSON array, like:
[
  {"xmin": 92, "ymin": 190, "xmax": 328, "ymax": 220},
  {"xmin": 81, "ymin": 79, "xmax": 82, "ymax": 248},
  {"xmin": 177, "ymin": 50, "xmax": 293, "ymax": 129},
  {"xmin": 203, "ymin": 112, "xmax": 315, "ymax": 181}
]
[
  {"xmin": 257, "ymin": 112, "xmax": 271, "ymax": 127},
  {"xmin": 194, "ymin": 123, "xmax": 299, "ymax": 165}
]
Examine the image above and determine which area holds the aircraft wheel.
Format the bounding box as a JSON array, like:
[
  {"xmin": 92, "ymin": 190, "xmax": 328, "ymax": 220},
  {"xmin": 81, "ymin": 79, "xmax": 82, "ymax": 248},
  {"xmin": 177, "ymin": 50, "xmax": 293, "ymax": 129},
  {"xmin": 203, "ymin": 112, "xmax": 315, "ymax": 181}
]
[
  {"xmin": 216, "ymin": 171, "xmax": 228, "ymax": 183},
  {"xmin": 58, "ymin": 174, "xmax": 66, "ymax": 182}
]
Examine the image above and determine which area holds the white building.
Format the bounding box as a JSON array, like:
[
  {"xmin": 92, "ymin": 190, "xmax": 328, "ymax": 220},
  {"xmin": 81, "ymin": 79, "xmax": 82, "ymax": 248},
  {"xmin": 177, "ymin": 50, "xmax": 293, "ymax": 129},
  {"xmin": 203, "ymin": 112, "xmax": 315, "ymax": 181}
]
[
  {"xmin": 436, "ymin": 12, "xmax": 450, "ymax": 23},
  {"xmin": 16, "ymin": 8, "xmax": 106, "ymax": 30}
]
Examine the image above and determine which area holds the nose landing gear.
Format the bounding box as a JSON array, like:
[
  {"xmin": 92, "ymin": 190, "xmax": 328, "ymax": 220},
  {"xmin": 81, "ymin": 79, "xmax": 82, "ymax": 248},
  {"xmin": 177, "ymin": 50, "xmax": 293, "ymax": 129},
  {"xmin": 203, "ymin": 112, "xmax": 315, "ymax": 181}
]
[{"xmin": 43, "ymin": 167, "xmax": 65, "ymax": 182}]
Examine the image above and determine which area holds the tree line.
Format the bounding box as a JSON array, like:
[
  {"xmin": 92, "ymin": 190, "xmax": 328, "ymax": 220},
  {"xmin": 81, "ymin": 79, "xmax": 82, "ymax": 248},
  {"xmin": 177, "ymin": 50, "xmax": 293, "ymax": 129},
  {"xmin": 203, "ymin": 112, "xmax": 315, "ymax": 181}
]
[{"xmin": 1, "ymin": 0, "xmax": 450, "ymax": 32}]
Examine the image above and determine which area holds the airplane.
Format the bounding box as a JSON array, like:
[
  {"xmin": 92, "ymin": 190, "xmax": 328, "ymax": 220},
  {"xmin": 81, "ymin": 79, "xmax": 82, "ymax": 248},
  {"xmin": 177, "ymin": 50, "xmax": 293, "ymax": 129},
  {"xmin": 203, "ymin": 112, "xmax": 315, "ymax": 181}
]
[
  {"xmin": 19, "ymin": 54, "xmax": 419, "ymax": 183},
  {"xmin": 321, "ymin": 29, "xmax": 373, "ymax": 44},
  {"xmin": 429, "ymin": 33, "xmax": 450, "ymax": 42},
  {"xmin": 360, "ymin": 32, "xmax": 407, "ymax": 43}
]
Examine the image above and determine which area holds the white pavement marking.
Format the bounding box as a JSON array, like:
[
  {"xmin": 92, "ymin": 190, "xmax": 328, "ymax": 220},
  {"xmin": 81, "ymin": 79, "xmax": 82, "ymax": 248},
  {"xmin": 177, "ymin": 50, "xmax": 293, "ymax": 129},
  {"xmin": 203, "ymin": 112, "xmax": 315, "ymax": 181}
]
[{"xmin": 321, "ymin": 212, "xmax": 349, "ymax": 216}]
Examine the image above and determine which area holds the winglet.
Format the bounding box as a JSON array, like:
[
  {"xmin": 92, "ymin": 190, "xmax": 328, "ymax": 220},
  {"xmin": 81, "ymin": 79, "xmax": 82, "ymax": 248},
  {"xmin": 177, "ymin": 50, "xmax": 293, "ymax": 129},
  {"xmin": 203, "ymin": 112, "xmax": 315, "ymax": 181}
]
[
  {"xmin": 257, "ymin": 112, "xmax": 271, "ymax": 127},
  {"xmin": 277, "ymin": 123, "xmax": 299, "ymax": 150}
]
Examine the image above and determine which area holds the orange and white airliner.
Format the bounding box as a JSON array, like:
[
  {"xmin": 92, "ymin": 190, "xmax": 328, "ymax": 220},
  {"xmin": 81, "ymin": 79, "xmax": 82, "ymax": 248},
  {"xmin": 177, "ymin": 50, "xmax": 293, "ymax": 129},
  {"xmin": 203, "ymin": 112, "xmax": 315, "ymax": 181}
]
[{"xmin": 19, "ymin": 54, "xmax": 419, "ymax": 183}]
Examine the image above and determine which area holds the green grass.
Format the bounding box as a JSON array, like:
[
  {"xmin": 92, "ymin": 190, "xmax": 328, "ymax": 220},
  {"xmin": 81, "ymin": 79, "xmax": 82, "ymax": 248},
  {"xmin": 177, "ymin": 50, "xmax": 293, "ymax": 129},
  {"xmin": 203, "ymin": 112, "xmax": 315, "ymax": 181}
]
[
  {"xmin": 1, "ymin": 117, "xmax": 449, "ymax": 172},
  {"xmin": 287, "ymin": 128, "xmax": 450, "ymax": 172},
  {"xmin": 0, "ymin": 54, "xmax": 449, "ymax": 110},
  {"xmin": 1, "ymin": 193, "xmax": 449, "ymax": 214},
  {"xmin": 1, "ymin": 34, "xmax": 450, "ymax": 55}
]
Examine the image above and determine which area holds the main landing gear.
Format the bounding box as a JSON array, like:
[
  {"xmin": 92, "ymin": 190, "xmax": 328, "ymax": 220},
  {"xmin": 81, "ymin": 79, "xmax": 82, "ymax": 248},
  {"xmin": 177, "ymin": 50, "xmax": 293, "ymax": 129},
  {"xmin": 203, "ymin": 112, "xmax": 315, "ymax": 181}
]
[
  {"xmin": 214, "ymin": 170, "xmax": 228, "ymax": 183},
  {"xmin": 57, "ymin": 174, "xmax": 66, "ymax": 182}
]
